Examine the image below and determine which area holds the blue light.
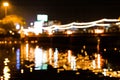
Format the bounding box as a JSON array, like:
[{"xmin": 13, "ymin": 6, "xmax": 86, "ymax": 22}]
[{"xmin": 16, "ymin": 49, "xmax": 20, "ymax": 70}]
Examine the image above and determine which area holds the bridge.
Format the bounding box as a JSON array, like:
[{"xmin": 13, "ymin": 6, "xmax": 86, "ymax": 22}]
[
  {"xmin": 42, "ymin": 18, "xmax": 120, "ymax": 34},
  {"xmin": 20, "ymin": 18, "xmax": 120, "ymax": 38}
]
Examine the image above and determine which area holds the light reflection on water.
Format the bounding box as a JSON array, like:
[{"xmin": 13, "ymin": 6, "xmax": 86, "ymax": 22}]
[
  {"xmin": 0, "ymin": 42, "xmax": 120, "ymax": 79},
  {"xmin": 0, "ymin": 58, "xmax": 11, "ymax": 80},
  {"xmin": 20, "ymin": 43, "xmax": 120, "ymax": 78}
]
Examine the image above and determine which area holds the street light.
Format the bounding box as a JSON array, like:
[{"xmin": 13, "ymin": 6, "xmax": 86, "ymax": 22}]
[{"xmin": 3, "ymin": 2, "xmax": 9, "ymax": 17}]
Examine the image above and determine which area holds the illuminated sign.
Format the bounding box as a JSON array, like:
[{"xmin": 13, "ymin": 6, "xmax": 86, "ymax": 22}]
[{"xmin": 37, "ymin": 14, "xmax": 48, "ymax": 21}]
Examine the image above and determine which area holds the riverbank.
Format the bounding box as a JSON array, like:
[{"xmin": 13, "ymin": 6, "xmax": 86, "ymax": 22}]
[{"xmin": 9, "ymin": 68, "xmax": 119, "ymax": 80}]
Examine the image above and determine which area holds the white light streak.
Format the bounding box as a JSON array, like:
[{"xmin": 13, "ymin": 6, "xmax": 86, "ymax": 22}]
[
  {"xmin": 34, "ymin": 46, "xmax": 43, "ymax": 70},
  {"xmin": 54, "ymin": 48, "xmax": 58, "ymax": 68},
  {"xmin": 97, "ymin": 54, "xmax": 101, "ymax": 69}
]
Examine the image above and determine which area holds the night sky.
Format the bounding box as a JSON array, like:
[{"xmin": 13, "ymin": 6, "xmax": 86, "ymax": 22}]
[{"xmin": 0, "ymin": 0, "xmax": 120, "ymax": 24}]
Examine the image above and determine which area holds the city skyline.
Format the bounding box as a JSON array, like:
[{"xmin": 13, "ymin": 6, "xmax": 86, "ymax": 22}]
[{"xmin": 0, "ymin": 0, "xmax": 120, "ymax": 24}]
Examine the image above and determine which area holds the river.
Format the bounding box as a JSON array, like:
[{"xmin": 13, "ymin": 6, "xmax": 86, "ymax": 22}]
[{"xmin": 0, "ymin": 36, "xmax": 120, "ymax": 80}]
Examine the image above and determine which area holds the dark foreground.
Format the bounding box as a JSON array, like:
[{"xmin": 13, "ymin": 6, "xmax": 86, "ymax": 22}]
[{"xmin": 9, "ymin": 67, "xmax": 119, "ymax": 80}]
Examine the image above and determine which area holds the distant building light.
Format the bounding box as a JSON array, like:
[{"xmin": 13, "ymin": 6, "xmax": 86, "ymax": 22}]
[
  {"xmin": 48, "ymin": 29, "xmax": 53, "ymax": 35},
  {"xmin": 66, "ymin": 30, "xmax": 73, "ymax": 35},
  {"xmin": 9, "ymin": 30, "xmax": 12, "ymax": 33},
  {"xmin": 116, "ymin": 22, "xmax": 120, "ymax": 25},
  {"xmin": 30, "ymin": 22, "xmax": 34, "ymax": 26},
  {"xmin": 12, "ymin": 32, "xmax": 15, "ymax": 35},
  {"xmin": 94, "ymin": 29, "xmax": 104, "ymax": 34},
  {"xmin": 83, "ymin": 29, "xmax": 86, "ymax": 32},
  {"xmin": 16, "ymin": 23, "xmax": 20, "ymax": 30},
  {"xmin": 34, "ymin": 21, "xmax": 44, "ymax": 34}
]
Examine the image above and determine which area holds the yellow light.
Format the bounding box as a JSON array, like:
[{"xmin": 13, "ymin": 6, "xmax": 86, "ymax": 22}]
[
  {"xmin": 3, "ymin": 66, "xmax": 10, "ymax": 80},
  {"xmin": 3, "ymin": 2, "xmax": 9, "ymax": 7},
  {"xmin": 94, "ymin": 29, "xmax": 104, "ymax": 34},
  {"xmin": 25, "ymin": 43, "xmax": 29, "ymax": 60},
  {"xmin": 83, "ymin": 45, "xmax": 86, "ymax": 49},
  {"xmin": 68, "ymin": 50, "xmax": 72, "ymax": 63},
  {"xmin": 30, "ymin": 67, "xmax": 33, "ymax": 72},
  {"xmin": 21, "ymin": 69, "xmax": 24, "ymax": 73},
  {"xmin": 114, "ymin": 48, "xmax": 117, "ymax": 51},
  {"xmin": 9, "ymin": 30, "xmax": 12, "ymax": 33},
  {"xmin": 66, "ymin": 30, "xmax": 72, "ymax": 35},
  {"xmin": 92, "ymin": 60, "xmax": 96, "ymax": 69},
  {"xmin": 104, "ymin": 48, "xmax": 106, "ymax": 52},
  {"xmin": 48, "ymin": 29, "xmax": 53, "ymax": 35},
  {"xmin": 49, "ymin": 48, "xmax": 53, "ymax": 64}
]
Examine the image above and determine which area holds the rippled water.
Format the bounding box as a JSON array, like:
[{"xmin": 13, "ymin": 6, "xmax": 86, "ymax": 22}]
[{"xmin": 0, "ymin": 36, "xmax": 120, "ymax": 79}]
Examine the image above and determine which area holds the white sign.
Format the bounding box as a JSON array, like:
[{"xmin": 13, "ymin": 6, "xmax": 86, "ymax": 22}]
[{"xmin": 37, "ymin": 14, "xmax": 48, "ymax": 21}]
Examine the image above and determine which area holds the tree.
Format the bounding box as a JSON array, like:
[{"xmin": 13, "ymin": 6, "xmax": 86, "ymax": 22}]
[{"xmin": 1, "ymin": 15, "xmax": 26, "ymax": 32}]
